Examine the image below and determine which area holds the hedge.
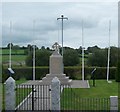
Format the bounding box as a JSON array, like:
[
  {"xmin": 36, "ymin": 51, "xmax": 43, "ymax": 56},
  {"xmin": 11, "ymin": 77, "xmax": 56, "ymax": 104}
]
[
  {"xmin": 2, "ymin": 66, "xmax": 116, "ymax": 82},
  {"xmin": 64, "ymin": 66, "xmax": 116, "ymax": 80},
  {"xmin": 115, "ymin": 60, "xmax": 120, "ymax": 82}
]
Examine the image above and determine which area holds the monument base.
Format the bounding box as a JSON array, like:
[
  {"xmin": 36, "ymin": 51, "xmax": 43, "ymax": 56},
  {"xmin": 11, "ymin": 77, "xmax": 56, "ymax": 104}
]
[{"xmin": 41, "ymin": 74, "xmax": 72, "ymax": 85}]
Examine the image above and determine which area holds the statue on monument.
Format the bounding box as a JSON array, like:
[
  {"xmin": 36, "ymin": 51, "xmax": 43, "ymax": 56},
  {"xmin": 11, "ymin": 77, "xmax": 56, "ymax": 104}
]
[{"xmin": 52, "ymin": 42, "xmax": 61, "ymax": 54}]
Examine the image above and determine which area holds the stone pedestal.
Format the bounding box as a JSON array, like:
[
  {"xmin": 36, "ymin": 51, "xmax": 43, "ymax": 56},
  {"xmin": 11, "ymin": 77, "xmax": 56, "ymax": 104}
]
[
  {"xmin": 50, "ymin": 51, "xmax": 63, "ymax": 75},
  {"xmin": 5, "ymin": 77, "xmax": 15, "ymax": 111},
  {"xmin": 51, "ymin": 77, "xmax": 60, "ymax": 111},
  {"xmin": 110, "ymin": 96, "xmax": 118, "ymax": 111},
  {"xmin": 41, "ymin": 50, "xmax": 72, "ymax": 85}
]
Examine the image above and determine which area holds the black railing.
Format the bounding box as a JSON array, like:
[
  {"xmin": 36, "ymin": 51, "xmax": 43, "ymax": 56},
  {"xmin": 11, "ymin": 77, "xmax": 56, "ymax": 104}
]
[
  {"xmin": 15, "ymin": 84, "xmax": 110, "ymax": 111},
  {"xmin": 60, "ymin": 85, "xmax": 110, "ymax": 111}
]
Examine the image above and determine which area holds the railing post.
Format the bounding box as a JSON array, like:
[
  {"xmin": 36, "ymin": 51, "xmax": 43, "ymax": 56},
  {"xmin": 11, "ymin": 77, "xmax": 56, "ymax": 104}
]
[
  {"xmin": 110, "ymin": 96, "xmax": 118, "ymax": 111},
  {"xmin": 32, "ymin": 85, "xmax": 34, "ymax": 111},
  {"xmin": 51, "ymin": 77, "xmax": 60, "ymax": 111},
  {"xmin": 5, "ymin": 77, "xmax": 16, "ymax": 111}
]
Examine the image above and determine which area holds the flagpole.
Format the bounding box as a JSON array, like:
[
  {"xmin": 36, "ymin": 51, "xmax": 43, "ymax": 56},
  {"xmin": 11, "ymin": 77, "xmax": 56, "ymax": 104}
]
[
  {"xmin": 107, "ymin": 20, "xmax": 111, "ymax": 82},
  {"xmin": 9, "ymin": 21, "xmax": 12, "ymax": 69},
  {"xmin": 33, "ymin": 20, "xmax": 36, "ymax": 80},
  {"xmin": 82, "ymin": 20, "xmax": 84, "ymax": 81}
]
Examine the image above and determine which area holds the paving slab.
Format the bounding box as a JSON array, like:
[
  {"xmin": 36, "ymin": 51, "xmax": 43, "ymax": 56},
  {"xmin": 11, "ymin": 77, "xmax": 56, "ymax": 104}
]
[
  {"xmin": 21, "ymin": 80, "xmax": 90, "ymax": 88},
  {"xmin": 71, "ymin": 80, "xmax": 90, "ymax": 88}
]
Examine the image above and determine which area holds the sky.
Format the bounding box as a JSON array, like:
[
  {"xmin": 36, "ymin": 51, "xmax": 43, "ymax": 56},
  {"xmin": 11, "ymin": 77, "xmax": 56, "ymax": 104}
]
[{"xmin": 1, "ymin": 1, "xmax": 119, "ymax": 49}]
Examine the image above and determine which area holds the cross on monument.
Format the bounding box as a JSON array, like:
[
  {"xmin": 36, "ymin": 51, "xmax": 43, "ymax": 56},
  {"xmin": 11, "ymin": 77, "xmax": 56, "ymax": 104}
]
[{"xmin": 52, "ymin": 42, "xmax": 61, "ymax": 53}]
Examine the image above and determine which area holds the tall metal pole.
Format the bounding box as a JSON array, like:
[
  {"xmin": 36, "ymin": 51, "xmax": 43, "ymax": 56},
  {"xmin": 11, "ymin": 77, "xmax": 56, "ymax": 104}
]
[
  {"xmin": 33, "ymin": 20, "xmax": 36, "ymax": 80},
  {"xmin": 107, "ymin": 20, "xmax": 111, "ymax": 82},
  {"xmin": 61, "ymin": 18, "xmax": 63, "ymax": 56},
  {"xmin": 57, "ymin": 15, "xmax": 68, "ymax": 56},
  {"xmin": 82, "ymin": 20, "xmax": 84, "ymax": 81},
  {"xmin": 9, "ymin": 21, "xmax": 12, "ymax": 69}
]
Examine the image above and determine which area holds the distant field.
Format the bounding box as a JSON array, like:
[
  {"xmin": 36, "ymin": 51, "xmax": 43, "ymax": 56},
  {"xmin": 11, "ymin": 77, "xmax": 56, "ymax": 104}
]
[
  {"xmin": 2, "ymin": 55, "xmax": 27, "ymax": 62},
  {"xmin": 0, "ymin": 49, "xmax": 25, "ymax": 55}
]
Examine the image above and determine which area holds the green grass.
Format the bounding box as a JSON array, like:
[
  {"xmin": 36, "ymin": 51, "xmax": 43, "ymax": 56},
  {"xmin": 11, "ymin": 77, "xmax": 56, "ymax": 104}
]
[
  {"xmin": 61, "ymin": 80, "xmax": 118, "ymax": 110},
  {"xmin": 2, "ymin": 55, "xmax": 27, "ymax": 62},
  {"xmin": 1, "ymin": 49, "xmax": 25, "ymax": 55},
  {"xmin": 72, "ymin": 80, "xmax": 118, "ymax": 98},
  {"xmin": 16, "ymin": 78, "xmax": 27, "ymax": 84}
]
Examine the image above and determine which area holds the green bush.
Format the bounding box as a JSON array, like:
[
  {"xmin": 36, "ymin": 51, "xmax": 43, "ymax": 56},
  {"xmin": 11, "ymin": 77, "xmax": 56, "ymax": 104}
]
[
  {"xmin": 65, "ymin": 67, "xmax": 116, "ymax": 80},
  {"xmin": 26, "ymin": 49, "xmax": 51, "ymax": 66},
  {"xmin": 2, "ymin": 66, "xmax": 116, "ymax": 82},
  {"xmin": 2, "ymin": 67, "xmax": 49, "ymax": 82},
  {"xmin": 63, "ymin": 49, "xmax": 79, "ymax": 66}
]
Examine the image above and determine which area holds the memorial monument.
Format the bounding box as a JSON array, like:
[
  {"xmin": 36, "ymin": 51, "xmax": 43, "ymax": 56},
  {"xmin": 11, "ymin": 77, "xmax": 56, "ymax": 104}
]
[{"xmin": 41, "ymin": 42, "xmax": 72, "ymax": 85}]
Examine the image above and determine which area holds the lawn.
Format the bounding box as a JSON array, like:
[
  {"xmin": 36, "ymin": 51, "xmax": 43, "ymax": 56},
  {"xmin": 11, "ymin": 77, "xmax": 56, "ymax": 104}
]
[
  {"xmin": 2, "ymin": 55, "xmax": 27, "ymax": 62},
  {"xmin": 1, "ymin": 49, "xmax": 25, "ymax": 55},
  {"xmin": 61, "ymin": 80, "xmax": 118, "ymax": 110},
  {"xmin": 72, "ymin": 80, "xmax": 118, "ymax": 98}
]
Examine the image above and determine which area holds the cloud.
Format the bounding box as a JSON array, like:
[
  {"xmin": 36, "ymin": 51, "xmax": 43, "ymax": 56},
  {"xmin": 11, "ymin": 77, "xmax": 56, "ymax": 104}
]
[{"xmin": 2, "ymin": 2, "xmax": 118, "ymax": 48}]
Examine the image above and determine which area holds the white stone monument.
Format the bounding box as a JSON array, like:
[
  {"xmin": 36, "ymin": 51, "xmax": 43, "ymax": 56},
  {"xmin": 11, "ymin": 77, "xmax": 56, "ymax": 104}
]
[{"xmin": 41, "ymin": 42, "xmax": 72, "ymax": 85}]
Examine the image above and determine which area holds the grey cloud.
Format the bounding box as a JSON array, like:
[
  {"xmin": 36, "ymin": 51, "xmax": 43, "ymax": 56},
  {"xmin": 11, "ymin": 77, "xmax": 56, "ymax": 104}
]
[{"xmin": 2, "ymin": 2, "xmax": 118, "ymax": 48}]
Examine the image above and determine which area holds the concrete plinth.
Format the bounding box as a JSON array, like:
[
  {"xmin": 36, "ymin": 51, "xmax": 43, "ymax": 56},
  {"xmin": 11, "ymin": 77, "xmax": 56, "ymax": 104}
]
[{"xmin": 41, "ymin": 47, "xmax": 72, "ymax": 85}]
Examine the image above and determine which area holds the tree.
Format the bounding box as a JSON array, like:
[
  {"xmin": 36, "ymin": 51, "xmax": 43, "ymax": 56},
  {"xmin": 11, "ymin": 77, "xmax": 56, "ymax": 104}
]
[
  {"xmin": 109, "ymin": 47, "xmax": 118, "ymax": 67},
  {"xmin": 46, "ymin": 47, "xmax": 50, "ymax": 51},
  {"xmin": 115, "ymin": 48, "xmax": 120, "ymax": 82},
  {"xmin": 87, "ymin": 49, "xmax": 107, "ymax": 67},
  {"xmin": 26, "ymin": 49, "xmax": 51, "ymax": 66},
  {"xmin": 12, "ymin": 45, "xmax": 20, "ymax": 54},
  {"xmin": 63, "ymin": 49, "xmax": 79, "ymax": 66},
  {"xmin": 41, "ymin": 46, "xmax": 45, "ymax": 50},
  {"xmin": 87, "ymin": 45, "xmax": 100, "ymax": 53},
  {"xmin": 76, "ymin": 46, "xmax": 82, "ymax": 54},
  {"xmin": 7, "ymin": 43, "xmax": 13, "ymax": 49},
  {"xmin": 27, "ymin": 44, "xmax": 33, "ymax": 53}
]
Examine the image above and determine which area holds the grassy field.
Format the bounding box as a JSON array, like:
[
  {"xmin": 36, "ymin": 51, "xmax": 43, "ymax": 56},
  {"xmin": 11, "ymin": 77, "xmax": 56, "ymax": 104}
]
[
  {"xmin": 1, "ymin": 49, "xmax": 27, "ymax": 66},
  {"xmin": 61, "ymin": 80, "xmax": 118, "ymax": 110},
  {"xmin": 1, "ymin": 49, "xmax": 25, "ymax": 55},
  {"xmin": 2, "ymin": 55, "xmax": 27, "ymax": 62},
  {"xmin": 72, "ymin": 80, "xmax": 118, "ymax": 98}
]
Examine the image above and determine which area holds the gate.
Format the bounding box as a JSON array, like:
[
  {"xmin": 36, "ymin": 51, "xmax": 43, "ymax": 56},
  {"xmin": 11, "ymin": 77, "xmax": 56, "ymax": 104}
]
[{"xmin": 16, "ymin": 84, "xmax": 51, "ymax": 111}]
